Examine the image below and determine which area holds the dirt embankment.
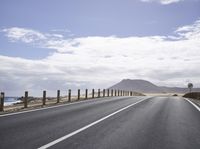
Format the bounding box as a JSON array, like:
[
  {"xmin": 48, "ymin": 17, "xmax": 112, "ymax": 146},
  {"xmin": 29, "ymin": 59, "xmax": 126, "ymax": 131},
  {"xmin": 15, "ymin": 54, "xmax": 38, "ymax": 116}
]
[
  {"xmin": 183, "ymin": 92, "xmax": 200, "ymax": 107},
  {"xmin": 183, "ymin": 92, "xmax": 200, "ymax": 100}
]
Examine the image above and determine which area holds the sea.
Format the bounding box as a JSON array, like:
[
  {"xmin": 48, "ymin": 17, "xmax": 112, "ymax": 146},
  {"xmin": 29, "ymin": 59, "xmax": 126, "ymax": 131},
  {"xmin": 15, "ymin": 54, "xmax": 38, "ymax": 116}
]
[{"xmin": 3, "ymin": 97, "xmax": 22, "ymax": 106}]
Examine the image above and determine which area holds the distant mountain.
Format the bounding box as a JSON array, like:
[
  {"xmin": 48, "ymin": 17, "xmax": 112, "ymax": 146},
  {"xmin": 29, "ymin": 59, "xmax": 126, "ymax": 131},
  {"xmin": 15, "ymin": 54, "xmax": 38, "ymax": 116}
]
[{"xmin": 109, "ymin": 79, "xmax": 200, "ymax": 94}]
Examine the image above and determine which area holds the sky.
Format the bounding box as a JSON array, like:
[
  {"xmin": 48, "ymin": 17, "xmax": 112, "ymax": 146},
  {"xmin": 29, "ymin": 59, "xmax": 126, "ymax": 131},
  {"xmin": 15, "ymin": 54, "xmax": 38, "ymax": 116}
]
[{"xmin": 0, "ymin": 0, "xmax": 200, "ymax": 96}]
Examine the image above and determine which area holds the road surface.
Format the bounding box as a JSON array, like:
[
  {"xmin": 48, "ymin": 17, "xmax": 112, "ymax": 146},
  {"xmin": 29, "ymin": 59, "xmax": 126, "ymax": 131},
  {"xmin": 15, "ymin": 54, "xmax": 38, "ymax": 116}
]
[{"xmin": 0, "ymin": 96, "xmax": 200, "ymax": 149}]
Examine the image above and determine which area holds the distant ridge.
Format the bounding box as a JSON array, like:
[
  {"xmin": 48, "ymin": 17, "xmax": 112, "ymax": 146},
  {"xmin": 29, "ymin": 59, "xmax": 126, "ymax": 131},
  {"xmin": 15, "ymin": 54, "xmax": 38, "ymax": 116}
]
[{"xmin": 109, "ymin": 79, "xmax": 200, "ymax": 93}]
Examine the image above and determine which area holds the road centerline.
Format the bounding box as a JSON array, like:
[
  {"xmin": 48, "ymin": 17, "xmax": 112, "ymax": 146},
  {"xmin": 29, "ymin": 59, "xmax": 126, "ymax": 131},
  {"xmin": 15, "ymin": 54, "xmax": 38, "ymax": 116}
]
[{"xmin": 38, "ymin": 97, "xmax": 149, "ymax": 149}]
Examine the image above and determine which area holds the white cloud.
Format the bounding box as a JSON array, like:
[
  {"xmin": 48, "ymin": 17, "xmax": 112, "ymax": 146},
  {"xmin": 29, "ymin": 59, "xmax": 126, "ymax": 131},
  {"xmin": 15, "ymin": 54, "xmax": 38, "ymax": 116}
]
[
  {"xmin": 1, "ymin": 20, "xmax": 200, "ymax": 96},
  {"xmin": 2, "ymin": 27, "xmax": 47, "ymax": 43},
  {"xmin": 1, "ymin": 27, "xmax": 65, "ymax": 49},
  {"xmin": 175, "ymin": 19, "xmax": 200, "ymax": 39},
  {"xmin": 140, "ymin": 0, "xmax": 184, "ymax": 5}
]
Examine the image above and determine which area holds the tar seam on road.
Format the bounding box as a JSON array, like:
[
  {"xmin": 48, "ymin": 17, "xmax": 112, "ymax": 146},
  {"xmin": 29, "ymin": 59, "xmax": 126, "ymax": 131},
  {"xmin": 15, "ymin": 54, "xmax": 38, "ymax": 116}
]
[
  {"xmin": 37, "ymin": 97, "xmax": 149, "ymax": 149},
  {"xmin": 184, "ymin": 98, "xmax": 200, "ymax": 112}
]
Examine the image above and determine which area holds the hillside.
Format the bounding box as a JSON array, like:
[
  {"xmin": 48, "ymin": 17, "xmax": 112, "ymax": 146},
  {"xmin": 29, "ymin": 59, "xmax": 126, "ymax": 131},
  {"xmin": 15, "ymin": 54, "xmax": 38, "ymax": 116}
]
[{"xmin": 109, "ymin": 79, "xmax": 200, "ymax": 94}]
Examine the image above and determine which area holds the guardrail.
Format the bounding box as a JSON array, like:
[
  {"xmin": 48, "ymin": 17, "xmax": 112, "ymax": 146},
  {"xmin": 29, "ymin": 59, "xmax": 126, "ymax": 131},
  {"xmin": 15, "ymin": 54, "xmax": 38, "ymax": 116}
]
[{"xmin": 0, "ymin": 89, "xmax": 134, "ymax": 112}]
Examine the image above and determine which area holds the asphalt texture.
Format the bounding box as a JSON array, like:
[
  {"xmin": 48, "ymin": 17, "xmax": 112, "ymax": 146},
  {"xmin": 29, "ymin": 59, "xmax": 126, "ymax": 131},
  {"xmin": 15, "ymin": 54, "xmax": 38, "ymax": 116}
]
[{"xmin": 0, "ymin": 96, "xmax": 200, "ymax": 149}]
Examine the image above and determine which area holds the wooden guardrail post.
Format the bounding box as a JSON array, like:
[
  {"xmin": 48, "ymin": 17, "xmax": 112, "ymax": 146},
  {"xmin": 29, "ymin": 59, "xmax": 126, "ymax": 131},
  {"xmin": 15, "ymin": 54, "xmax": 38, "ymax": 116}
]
[
  {"xmin": 121, "ymin": 90, "xmax": 123, "ymax": 96},
  {"xmin": 103, "ymin": 89, "xmax": 105, "ymax": 97},
  {"xmin": 92, "ymin": 89, "xmax": 95, "ymax": 98},
  {"xmin": 68, "ymin": 89, "xmax": 71, "ymax": 102},
  {"xmin": 111, "ymin": 89, "xmax": 113, "ymax": 96},
  {"xmin": 0, "ymin": 92, "xmax": 4, "ymax": 112},
  {"xmin": 57, "ymin": 90, "xmax": 60, "ymax": 103},
  {"xmin": 85, "ymin": 89, "xmax": 88, "ymax": 99},
  {"xmin": 118, "ymin": 90, "xmax": 120, "ymax": 96},
  {"xmin": 24, "ymin": 91, "xmax": 28, "ymax": 108},
  {"xmin": 77, "ymin": 89, "xmax": 80, "ymax": 100},
  {"xmin": 115, "ymin": 90, "xmax": 117, "ymax": 96},
  {"xmin": 43, "ymin": 90, "xmax": 46, "ymax": 106},
  {"xmin": 107, "ymin": 89, "xmax": 109, "ymax": 97},
  {"xmin": 98, "ymin": 89, "xmax": 100, "ymax": 98}
]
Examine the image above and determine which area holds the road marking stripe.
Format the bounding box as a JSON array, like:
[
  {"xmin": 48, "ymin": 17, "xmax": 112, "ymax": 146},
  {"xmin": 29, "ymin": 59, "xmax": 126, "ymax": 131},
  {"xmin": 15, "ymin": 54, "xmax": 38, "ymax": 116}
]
[
  {"xmin": 38, "ymin": 97, "xmax": 149, "ymax": 149},
  {"xmin": 0, "ymin": 98, "xmax": 95, "ymax": 117},
  {"xmin": 184, "ymin": 98, "xmax": 200, "ymax": 112},
  {"xmin": 0, "ymin": 96, "xmax": 140, "ymax": 117}
]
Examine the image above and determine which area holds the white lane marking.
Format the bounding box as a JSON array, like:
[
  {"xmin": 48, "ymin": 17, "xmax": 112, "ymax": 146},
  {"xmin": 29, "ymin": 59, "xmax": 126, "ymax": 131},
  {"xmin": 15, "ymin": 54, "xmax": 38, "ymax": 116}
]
[
  {"xmin": 184, "ymin": 98, "xmax": 200, "ymax": 112},
  {"xmin": 0, "ymin": 96, "xmax": 140, "ymax": 117},
  {"xmin": 38, "ymin": 97, "xmax": 149, "ymax": 149},
  {"xmin": 0, "ymin": 99, "xmax": 94, "ymax": 117}
]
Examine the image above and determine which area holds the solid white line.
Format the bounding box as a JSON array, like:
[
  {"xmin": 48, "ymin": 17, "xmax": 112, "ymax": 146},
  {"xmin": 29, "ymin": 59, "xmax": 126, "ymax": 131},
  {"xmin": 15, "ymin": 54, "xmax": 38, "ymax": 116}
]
[
  {"xmin": 0, "ymin": 96, "xmax": 137, "ymax": 117},
  {"xmin": 38, "ymin": 97, "xmax": 149, "ymax": 149},
  {"xmin": 0, "ymin": 99, "xmax": 90, "ymax": 117},
  {"xmin": 184, "ymin": 98, "xmax": 200, "ymax": 112}
]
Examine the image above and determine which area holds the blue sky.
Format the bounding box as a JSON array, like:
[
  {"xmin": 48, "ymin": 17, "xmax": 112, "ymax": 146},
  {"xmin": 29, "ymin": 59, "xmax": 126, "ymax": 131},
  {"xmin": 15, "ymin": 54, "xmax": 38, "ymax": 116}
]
[
  {"xmin": 1, "ymin": 0, "xmax": 199, "ymax": 36},
  {"xmin": 0, "ymin": 0, "xmax": 200, "ymax": 96}
]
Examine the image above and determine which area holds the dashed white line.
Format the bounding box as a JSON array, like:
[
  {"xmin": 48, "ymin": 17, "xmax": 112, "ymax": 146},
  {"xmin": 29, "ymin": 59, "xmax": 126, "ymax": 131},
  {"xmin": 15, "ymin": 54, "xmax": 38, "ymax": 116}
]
[{"xmin": 38, "ymin": 97, "xmax": 149, "ymax": 149}]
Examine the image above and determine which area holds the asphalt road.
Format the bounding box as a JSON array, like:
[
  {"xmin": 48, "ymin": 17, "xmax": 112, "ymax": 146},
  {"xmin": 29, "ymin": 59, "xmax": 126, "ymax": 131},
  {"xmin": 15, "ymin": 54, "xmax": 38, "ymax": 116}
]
[{"xmin": 0, "ymin": 96, "xmax": 200, "ymax": 149}]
